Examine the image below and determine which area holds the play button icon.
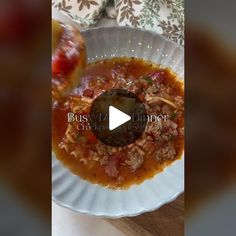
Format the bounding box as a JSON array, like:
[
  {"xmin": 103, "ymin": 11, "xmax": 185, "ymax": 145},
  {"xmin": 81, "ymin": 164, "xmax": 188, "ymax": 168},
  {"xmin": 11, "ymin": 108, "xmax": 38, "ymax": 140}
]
[
  {"xmin": 109, "ymin": 106, "xmax": 131, "ymax": 131},
  {"xmin": 89, "ymin": 89, "xmax": 147, "ymax": 147}
]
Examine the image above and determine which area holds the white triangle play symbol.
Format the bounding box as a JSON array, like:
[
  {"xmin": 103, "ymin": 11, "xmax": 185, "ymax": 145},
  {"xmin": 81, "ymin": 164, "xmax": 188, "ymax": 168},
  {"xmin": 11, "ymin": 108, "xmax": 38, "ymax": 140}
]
[{"xmin": 109, "ymin": 106, "xmax": 131, "ymax": 131}]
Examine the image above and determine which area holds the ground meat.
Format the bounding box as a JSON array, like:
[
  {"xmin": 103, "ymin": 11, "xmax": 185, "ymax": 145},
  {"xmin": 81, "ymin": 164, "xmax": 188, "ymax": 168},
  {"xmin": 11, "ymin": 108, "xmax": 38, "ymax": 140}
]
[
  {"xmin": 135, "ymin": 134, "xmax": 156, "ymax": 154},
  {"xmin": 104, "ymin": 155, "xmax": 121, "ymax": 177},
  {"xmin": 147, "ymin": 119, "xmax": 179, "ymax": 144},
  {"xmin": 135, "ymin": 137, "xmax": 146, "ymax": 146},
  {"xmin": 143, "ymin": 143, "xmax": 157, "ymax": 155},
  {"xmin": 99, "ymin": 155, "xmax": 109, "ymax": 165},
  {"xmin": 95, "ymin": 142, "xmax": 109, "ymax": 156},
  {"xmin": 105, "ymin": 162, "xmax": 119, "ymax": 177},
  {"xmin": 96, "ymin": 142, "xmax": 118, "ymax": 156},
  {"xmin": 165, "ymin": 119, "xmax": 178, "ymax": 130},
  {"xmin": 94, "ymin": 142, "xmax": 118, "ymax": 166},
  {"xmin": 155, "ymin": 144, "xmax": 176, "ymax": 162},
  {"xmin": 163, "ymin": 120, "xmax": 178, "ymax": 142},
  {"xmin": 146, "ymin": 120, "xmax": 162, "ymax": 138},
  {"xmin": 125, "ymin": 146, "xmax": 144, "ymax": 171}
]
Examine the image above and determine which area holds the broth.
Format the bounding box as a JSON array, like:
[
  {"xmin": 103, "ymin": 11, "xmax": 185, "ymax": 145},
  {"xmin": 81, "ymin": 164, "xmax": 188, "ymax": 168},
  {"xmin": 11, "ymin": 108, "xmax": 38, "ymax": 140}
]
[{"xmin": 52, "ymin": 57, "xmax": 184, "ymax": 189}]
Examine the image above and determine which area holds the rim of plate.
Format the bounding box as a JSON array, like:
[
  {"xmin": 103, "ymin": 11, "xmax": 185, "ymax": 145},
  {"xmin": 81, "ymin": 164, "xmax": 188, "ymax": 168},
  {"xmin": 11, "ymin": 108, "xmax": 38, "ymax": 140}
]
[
  {"xmin": 79, "ymin": 25, "xmax": 183, "ymax": 50},
  {"xmin": 52, "ymin": 187, "xmax": 183, "ymax": 218}
]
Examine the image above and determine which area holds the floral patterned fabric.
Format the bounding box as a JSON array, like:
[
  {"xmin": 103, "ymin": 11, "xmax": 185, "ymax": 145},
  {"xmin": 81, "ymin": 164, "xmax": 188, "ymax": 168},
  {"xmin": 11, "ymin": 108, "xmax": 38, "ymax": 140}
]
[
  {"xmin": 52, "ymin": 0, "xmax": 108, "ymax": 27},
  {"xmin": 52, "ymin": 0, "xmax": 184, "ymax": 45},
  {"xmin": 115, "ymin": 0, "xmax": 184, "ymax": 45}
]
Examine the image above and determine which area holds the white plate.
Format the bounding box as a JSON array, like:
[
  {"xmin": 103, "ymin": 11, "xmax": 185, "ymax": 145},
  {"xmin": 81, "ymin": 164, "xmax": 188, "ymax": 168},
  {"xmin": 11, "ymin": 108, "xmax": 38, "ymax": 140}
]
[{"xmin": 52, "ymin": 27, "xmax": 184, "ymax": 218}]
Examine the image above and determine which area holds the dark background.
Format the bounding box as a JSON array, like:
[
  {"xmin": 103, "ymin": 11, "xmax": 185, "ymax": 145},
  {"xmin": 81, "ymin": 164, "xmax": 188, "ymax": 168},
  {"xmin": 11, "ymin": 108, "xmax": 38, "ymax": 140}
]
[
  {"xmin": 0, "ymin": 0, "xmax": 51, "ymax": 235},
  {"xmin": 185, "ymin": 0, "xmax": 236, "ymax": 235}
]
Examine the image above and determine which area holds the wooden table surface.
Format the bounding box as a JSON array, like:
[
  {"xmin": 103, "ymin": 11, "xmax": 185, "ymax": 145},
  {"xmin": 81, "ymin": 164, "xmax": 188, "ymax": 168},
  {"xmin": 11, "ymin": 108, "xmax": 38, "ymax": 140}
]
[{"xmin": 107, "ymin": 194, "xmax": 184, "ymax": 236}]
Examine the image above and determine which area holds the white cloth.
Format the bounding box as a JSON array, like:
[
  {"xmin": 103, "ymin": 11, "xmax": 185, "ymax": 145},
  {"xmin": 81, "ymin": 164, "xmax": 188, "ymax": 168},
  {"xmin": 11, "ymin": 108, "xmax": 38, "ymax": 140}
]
[{"xmin": 52, "ymin": 0, "xmax": 184, "ymax": 45}]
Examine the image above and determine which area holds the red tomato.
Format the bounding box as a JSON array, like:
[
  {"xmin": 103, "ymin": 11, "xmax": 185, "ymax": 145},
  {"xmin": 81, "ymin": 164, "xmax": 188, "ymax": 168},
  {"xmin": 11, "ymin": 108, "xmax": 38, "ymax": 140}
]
[
  {"xmin": 52, "ymin": 51, "xmax": 77, "ymax": 77},
  {"xmin": 87, "ymin": 133, "xmax": 97, "ymax": 143},
  {"xmin": 83, "ymin": 89, "xmax": 94, "ymax": 98},
  {"xmin": 104, "ymin": 154, "xmax": 122, "ymax": 178}
]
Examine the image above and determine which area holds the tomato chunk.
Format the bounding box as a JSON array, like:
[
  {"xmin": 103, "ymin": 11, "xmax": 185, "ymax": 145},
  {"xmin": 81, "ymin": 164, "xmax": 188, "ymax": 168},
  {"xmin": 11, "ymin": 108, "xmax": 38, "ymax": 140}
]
[
  {"xmin": 52, "ymin": 51, "xmax": 78, "ymax": 77},
  {"xmin": 104, "ymin": 154, "xmax": 122, "ymax": 178},
  {"xmin": 83, "ymin": 89, "xmax": 94, "ymax": 98},
  {"xmin": 87, "ymin": 133, "xmax": 97, "ymax": 143}
]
